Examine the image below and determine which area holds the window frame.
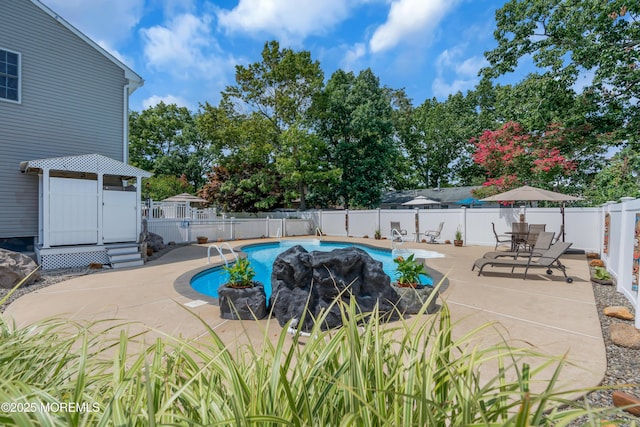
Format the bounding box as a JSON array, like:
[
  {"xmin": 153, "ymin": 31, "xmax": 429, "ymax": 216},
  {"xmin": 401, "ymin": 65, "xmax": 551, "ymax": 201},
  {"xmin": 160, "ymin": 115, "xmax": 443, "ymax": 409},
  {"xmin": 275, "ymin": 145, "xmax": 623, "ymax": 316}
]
[{"xmin": 0, "ymin": 47, "xmax": 21, "ymax": 104}]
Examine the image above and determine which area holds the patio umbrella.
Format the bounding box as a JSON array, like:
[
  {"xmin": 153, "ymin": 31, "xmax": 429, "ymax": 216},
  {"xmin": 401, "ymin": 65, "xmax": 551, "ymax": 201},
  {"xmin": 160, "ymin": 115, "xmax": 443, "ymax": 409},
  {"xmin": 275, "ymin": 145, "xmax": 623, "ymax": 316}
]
[
  {"xmin": 480, "ymin": 185, "xmax": 582, "ymax": 241},
  {"xmin": 162, "ymin": 193, "xmax": 208, "ymax": 204},
  {"xmin": 454, "ymin": 197, "xmax": 485, "ymax": 206},
  {"xmin": 402, "ymin": 196, "xmax": 441, "ymax": 207}
]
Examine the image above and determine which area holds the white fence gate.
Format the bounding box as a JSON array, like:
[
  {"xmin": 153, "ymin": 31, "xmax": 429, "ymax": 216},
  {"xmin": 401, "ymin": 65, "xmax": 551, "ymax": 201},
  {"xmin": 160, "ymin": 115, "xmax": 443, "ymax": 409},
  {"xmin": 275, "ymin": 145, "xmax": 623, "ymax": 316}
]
[{"xmin": 103, "ymin": 190, "xmax": 137, "ymax": 243}]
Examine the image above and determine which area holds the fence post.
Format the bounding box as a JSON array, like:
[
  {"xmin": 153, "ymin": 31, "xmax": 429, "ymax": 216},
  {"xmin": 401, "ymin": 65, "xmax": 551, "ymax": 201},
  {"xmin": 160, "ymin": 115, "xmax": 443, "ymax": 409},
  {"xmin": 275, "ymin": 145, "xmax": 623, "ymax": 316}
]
[{"xmin": 282, "ymin": 218, "xmax": 287, "ymax": 237}]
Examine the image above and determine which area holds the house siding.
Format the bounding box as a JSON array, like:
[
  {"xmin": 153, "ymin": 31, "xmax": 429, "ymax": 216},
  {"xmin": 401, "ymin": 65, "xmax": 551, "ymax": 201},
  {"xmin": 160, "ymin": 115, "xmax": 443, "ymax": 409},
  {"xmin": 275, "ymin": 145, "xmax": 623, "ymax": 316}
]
[{"xmin": 0, "ymin": 0, "xmax": 128, "ymax": 240}]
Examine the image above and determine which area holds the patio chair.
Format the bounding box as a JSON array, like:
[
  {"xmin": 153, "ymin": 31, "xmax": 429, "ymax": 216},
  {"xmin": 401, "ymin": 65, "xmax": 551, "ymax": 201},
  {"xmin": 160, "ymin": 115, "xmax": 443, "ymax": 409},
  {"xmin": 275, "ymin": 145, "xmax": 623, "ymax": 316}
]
[
  {"xmin": 482, "ymin": 231, "xmax": 555, "ymax": 260},
  {"xmin": 424, "ymin": 221, "xmax": 444, "ymax": 243},
  {"xmin": 524, "ymin": 224, "xmax": 546, "ymax": 251},
  {"xmin": 511, "ymin": 222, "xmax": 529, "ymax": 251},
  {"xmin": 390, "ymin": 221, "xmax": 407, "ymax": 241},
  {"xmin": 471, "ymin": 241, "xmax": 574, "ymax": 282},
  {"xmin": 491, "ymin": 222, "xmax": 512, "ymax": 250}
]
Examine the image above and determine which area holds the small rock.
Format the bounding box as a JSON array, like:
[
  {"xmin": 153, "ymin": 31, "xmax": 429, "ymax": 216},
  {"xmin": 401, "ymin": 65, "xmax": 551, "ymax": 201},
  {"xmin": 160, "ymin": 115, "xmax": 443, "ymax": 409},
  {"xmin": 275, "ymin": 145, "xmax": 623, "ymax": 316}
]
[
  {"xmin": 609, "ymin": 323, "xmax": 640, "ymax": 349},
  {"xmin": 603, "ymin": 306, "xmax": 635, "ymax": 321},
  {"xmin": 612, "ymin": 391, "xmax": 640, "ymax": 416},
  {"xmin": 586, "ymin": 252, "xmax": 600, "ymax": 259}
]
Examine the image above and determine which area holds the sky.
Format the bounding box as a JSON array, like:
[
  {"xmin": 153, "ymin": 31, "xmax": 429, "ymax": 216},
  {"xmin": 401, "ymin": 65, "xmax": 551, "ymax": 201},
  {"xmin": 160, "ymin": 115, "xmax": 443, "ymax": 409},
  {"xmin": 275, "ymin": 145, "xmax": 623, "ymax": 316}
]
[{"xmin": 40, "ymin": 0, "xmax": 525, "ymax": 113}]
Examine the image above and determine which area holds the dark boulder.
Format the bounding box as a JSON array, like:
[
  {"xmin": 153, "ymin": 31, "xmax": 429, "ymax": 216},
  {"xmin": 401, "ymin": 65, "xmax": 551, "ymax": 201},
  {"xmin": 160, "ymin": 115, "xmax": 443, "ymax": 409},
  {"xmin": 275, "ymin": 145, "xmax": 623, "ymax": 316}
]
[
  {"xmin": 218, "ymin": 282, "xmax": 267, "ymax": 320},
  {"xmin": 147, "ymin": 232, "xmax": 165, "ymax": 252},
  {"xmin": 270, "ymin": 245, "xmax": 400, "ymax": 331}
]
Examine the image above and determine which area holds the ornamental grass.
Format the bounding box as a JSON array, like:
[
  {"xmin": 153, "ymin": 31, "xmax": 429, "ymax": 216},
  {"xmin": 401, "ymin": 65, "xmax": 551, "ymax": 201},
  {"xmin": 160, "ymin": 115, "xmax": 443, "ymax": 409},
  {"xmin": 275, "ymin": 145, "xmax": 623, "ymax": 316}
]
[{"xmin": 0, "ymin": 273, "xmax": 632, "ymax": 426}]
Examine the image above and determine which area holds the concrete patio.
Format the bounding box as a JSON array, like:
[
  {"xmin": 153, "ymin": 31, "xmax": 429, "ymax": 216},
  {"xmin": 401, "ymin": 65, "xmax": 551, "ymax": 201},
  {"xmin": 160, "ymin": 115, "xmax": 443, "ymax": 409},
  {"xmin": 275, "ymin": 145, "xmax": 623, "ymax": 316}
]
[{"xmin": 5, "ymin": 237, "xmax": 604, "ymax": 396}]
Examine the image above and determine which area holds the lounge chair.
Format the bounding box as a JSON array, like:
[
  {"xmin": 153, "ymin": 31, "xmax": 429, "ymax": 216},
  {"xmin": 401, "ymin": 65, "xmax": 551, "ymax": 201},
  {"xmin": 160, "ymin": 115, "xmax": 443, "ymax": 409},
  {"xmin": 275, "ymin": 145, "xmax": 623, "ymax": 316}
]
[
  {"xmin": 390, "ymin": 221, "xmax": 407, "ymax": 241},
  {"xmin": 472, "ymin": 241, "xmax": 574, "ymax": 282},
  {"xmin": 552, "ymin": 224, "xmax": 564, "ymax": 244},
  {"xmin": 424, "ymin": 221, "xmax": 444, "ymax": 243},
  {"xmin": 491, "ymin": 222, "xmax": 512, "ymax": 250},
  {"xmin": 482, "ymin": 231, "xmax": 555, "ymax": 259}
]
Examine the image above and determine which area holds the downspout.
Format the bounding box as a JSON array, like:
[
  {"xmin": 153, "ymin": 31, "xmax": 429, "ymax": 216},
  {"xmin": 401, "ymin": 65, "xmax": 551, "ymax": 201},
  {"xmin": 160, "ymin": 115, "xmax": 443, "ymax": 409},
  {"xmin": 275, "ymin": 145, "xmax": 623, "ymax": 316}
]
[{"xmin": 123, "ymin": 83, "xmax": 130, "ymax": 163}]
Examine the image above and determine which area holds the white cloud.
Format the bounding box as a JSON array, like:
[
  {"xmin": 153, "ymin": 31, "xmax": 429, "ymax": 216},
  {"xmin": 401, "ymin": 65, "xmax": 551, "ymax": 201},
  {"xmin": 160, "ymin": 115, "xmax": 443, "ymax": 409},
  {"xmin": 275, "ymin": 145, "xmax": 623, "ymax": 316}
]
[
  {"xmin": 216, "ymin": 0, "xmax": 354, "ymax": 44},
  {"xmin": 369, "ymin": 0, "xmax": 459, "ymax": 53},
  {"xmin": 432, "ymin": 46, "xmax": 488, "ymax": 98},
  {"xmin": 142, "ymin": 94, "xmax": 191, "ymax": 110},
  {"xmin": 340, "ymin": 43, "xmax": 367, "ymax": 71},
  {"xmin": 141, "ymin": 14, "xmax": 234, "ymax": 80},
  {"xmin": 42, "ymin": 0, "xmax": 144, "ymax": 45}
]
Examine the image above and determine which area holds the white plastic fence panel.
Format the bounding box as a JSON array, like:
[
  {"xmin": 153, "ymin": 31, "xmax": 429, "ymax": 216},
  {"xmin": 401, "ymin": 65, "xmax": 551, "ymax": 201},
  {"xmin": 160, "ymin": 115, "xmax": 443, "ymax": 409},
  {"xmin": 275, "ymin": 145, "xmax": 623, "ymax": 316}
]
[
  {"xmin": 268, "ymin": 218, "xmax": 282, "ymax": 237},
  {"xmin": 103, "ymin": 190, "xmax": 137, "ymax": 243},
  {"xmin": 417, "ymin": 208, "xmax": 465, "ymax": 244},
  {"xmin": 148, "ymin": 219, "xmax": 190, "ymax": 243},
  {"xmin": 321, "ymin": 211, "xmax": 347, "ymax": 236},
  {"xmin": 49, "ymin": 177, "xmax": 98, "ymax": 246},
  {"xmin": 233, "ymin": 219, "xmax": 268, "ymax": 239},
  {"xmin": 379, "ymin": 209, "xmax": 415, "ymax": 240},
  {"xmin": 190, "ymin": 220, "xmax": 234, "ymax": 242},
  {"xmin": 348, "ymin": 210, "xmax": 378, "ymax": 237},
  {"xmin": 604, "ymin": 204, "xmax": 623, "ymax": 278},
  {"xmin": 284, "ymin": 219, "xmax": 312, "ymax": 236}
]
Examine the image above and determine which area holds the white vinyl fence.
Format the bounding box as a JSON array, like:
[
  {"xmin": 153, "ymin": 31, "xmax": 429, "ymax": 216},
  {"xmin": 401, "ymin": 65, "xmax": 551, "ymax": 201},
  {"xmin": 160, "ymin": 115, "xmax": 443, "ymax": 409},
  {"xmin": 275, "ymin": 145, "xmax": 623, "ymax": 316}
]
[
  {"xmin": 600, "ymin": 198, "xmax": 640, "ymax": 326},
  {"xmin": 146, "ymin": 202, "xmax": 638, "ymax": 325}
]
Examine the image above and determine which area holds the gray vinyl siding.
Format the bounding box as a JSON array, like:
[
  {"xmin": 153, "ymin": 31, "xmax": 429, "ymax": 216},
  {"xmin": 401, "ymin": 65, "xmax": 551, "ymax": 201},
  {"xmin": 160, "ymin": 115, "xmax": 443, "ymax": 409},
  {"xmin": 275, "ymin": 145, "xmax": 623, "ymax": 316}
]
[{"xmin": 0, "ymin": 0, "xmax": 128, "ymax": 239}]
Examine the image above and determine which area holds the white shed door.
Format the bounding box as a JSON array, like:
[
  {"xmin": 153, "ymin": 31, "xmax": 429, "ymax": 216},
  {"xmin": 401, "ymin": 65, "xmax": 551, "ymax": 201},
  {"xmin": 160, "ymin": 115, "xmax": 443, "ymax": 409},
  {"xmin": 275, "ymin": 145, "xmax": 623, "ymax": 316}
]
[
  {"xmin": 103, "ymin": 190, "xmax": 137, "ymax": 243},
  {"xmin": 49, "ymin": 177, "xmax": 98, "ymax": 245}
]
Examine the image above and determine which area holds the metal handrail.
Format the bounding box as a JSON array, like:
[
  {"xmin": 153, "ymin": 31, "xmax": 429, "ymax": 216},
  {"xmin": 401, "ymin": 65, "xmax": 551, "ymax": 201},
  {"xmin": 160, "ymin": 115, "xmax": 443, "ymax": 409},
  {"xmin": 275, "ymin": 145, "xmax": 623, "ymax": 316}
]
[
  {"xmin": 219, "ymin": 242, "xmax": 239, "ymax": 262},
  {"xmin": 391, "ymin": 229, "xmax": 405, "ymax": 249},
  {"xmin": 276, "ymin": 227, "xmax": 282, "ymax": 242},
  {"xmin": 315, "ymin": 227, "xmax": 323, "ymax": 240},
  {"xmin": 207, "ymin": 243, "xmax": 239, "ymax": 265}
]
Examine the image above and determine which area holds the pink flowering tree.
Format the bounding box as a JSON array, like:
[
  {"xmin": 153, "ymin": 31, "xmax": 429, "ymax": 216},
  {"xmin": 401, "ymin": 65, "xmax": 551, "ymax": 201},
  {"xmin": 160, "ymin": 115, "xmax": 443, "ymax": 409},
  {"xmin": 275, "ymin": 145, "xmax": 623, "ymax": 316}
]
[{"xmin": 471, "ymin": 122, "xmax": 576, "ymax": 199}]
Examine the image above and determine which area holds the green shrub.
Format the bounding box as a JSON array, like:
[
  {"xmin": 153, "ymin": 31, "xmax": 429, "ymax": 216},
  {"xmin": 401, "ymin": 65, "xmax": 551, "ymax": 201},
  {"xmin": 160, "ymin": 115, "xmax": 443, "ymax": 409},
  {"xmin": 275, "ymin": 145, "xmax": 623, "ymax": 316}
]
[{"xmin": 0, "ymin": 279, "xmax": 630, "ymax": 426}]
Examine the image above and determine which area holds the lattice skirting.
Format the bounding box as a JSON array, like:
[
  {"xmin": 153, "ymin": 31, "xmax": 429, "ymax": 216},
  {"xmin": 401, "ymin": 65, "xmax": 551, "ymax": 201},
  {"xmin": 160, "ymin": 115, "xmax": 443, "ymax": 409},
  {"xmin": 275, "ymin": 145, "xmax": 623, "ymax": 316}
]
[{"xmin": 37, "ymin": 247, "xmax": 110, "ymax": 270}]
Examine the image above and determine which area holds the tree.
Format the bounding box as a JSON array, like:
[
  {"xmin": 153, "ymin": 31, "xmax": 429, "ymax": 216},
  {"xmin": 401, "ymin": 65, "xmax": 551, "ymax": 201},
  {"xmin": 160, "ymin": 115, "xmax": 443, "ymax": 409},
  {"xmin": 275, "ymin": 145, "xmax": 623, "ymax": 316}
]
[
  {"xmin": 141, "ymin": 174, "xmax": 194, "ymax": 202},
  {"xmin": 221, "ymin": 41, "xmax": 325, "ymax": 209},
  {"xmin": 313, "ymin": 69, "xmax": 398, "ymax": 208},
  {"xmin": 482, "ymin": 0, "xmax": 639, "ymax": 142},
  {"xmin": 410, "ymin": 93, "xmax": 481, "ymax": 187},
  {"xmin": 198, "ymin": 107, "xmax": 283, "ymax": 212},
  {"xmin": 584, "ymin": 146, "xmax": 640, "ymax": 205},
  {"xmin": 470, "ymin": 122, "xmax": 577, "ymax": 198},
  {"xmin": 129, "ymin": 102, "xmax": 211, "ymax": 189}
]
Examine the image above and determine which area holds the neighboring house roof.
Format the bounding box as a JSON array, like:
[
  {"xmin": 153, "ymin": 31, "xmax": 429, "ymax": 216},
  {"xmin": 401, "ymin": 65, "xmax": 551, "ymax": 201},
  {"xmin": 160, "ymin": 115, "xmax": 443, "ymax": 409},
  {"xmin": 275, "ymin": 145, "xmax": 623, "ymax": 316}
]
[
  {"xmin": 20, "ymin": 154, "xmax": 152, "ymax": 178},
  {"xmin": 381, "ymin": 186, "xmax": 482, "ymax": 206},
  {"xmin": 29, "ymin": 0, "xmax": 144, "ymax": 93}
]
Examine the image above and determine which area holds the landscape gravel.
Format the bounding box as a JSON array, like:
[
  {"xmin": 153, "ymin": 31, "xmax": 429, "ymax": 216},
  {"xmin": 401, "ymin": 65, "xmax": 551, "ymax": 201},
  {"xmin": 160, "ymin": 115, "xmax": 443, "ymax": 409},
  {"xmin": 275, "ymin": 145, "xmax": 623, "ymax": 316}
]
[{"xmin": 1, "ymin": 250, "xmax": 639, "ymax": 423}]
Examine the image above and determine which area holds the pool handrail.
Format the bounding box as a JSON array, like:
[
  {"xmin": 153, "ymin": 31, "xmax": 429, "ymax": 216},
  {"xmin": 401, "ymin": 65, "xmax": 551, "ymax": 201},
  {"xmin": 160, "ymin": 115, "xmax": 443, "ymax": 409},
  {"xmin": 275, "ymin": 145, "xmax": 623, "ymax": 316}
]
[
  {"xmin": 315, "ymin": 227, "xmax": 323, "ymax": 240},
  {"xmin": 391, "ymin": 229, "xmax": 405, "ymax": 249},
  {"xmin": 207, "ymin": 243, "xmax": 239, "ymax": 265},
  {"xmin": 276, "ymin": 227, "xmax": 282, "ymax": 242}
]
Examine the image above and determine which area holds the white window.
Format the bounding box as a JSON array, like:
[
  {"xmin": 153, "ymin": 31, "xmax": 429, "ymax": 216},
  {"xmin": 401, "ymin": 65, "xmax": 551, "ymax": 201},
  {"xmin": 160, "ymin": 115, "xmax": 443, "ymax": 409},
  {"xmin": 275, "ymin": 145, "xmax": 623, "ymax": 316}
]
[{"xmin": 0, "ymin": 48, "xmax": 20, "ymax": 103}]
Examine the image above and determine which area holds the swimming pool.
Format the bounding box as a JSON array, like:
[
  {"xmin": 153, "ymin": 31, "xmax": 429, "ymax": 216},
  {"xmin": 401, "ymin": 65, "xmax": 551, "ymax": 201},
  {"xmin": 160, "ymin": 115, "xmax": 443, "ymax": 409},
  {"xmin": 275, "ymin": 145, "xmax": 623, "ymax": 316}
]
[{"xmin": 190, "ymin": 240, "xmax": 443, "ymax": 299}]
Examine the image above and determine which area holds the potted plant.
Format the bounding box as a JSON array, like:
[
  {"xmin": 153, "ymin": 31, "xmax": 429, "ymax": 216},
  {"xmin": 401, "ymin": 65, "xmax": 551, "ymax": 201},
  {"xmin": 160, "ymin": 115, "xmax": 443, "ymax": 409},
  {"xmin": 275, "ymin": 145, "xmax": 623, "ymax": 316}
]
[
  {"xmin": 374, "ymin": 228, "xmax": 382, "ymax": 240},
  {"xmin": 218, "ymin": 257, "xmax": 267, "ymax": 320},
  {"xmin": 454, "ymin": 228, "xmax": 463, "ymax": 247},
  {"xmin": 393, "ymin": 254, "xmax": 430, "ymax": 288},
  {"xmin": 197, "ymin": 236, "xmax": 208, "ymax": 244},
  {"xmin": 391, "ymin": 254, "xmax": 438, "ymax": 314}
]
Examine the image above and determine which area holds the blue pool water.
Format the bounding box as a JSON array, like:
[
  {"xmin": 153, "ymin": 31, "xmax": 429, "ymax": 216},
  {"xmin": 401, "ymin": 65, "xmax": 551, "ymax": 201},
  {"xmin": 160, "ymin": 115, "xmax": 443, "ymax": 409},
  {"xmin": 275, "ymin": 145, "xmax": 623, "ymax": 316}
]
[{"xmin": 190, "ymin": 240, "xmax": 435, "ymax": 299}]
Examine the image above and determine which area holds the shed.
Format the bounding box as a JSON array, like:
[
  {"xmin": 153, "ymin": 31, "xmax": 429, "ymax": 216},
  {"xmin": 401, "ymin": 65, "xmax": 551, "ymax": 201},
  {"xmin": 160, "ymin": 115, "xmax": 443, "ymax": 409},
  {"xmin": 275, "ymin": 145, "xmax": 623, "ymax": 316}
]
[{"xmin": 20, "ymin": 153, "xmax": 152, "ymax": 269}]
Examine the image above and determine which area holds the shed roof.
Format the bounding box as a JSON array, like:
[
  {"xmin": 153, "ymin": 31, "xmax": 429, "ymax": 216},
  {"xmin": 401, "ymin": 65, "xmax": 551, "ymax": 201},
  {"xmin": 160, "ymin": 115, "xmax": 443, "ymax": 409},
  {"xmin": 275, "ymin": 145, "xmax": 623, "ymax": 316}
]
[
  {"xmin": 381, "ymin": 186, "xmax": 481, "ymax": 205},
  {"xmin": 20, "ymin": 154, "xmax": 152, "ymax": 178}
]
